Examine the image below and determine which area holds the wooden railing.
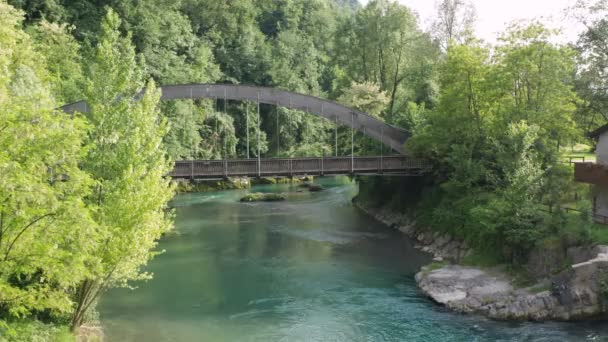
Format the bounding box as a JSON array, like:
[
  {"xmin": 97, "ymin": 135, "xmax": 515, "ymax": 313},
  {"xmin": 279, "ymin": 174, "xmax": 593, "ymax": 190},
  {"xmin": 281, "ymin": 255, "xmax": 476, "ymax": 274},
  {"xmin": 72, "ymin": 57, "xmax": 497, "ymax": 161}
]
[
  {"xmin": 170, "ymin": 156, "xmax": 430, "ymax": 179},
  {"xmin": 563, "ymin": 156, "xmax": 588, "ymax": 164}
]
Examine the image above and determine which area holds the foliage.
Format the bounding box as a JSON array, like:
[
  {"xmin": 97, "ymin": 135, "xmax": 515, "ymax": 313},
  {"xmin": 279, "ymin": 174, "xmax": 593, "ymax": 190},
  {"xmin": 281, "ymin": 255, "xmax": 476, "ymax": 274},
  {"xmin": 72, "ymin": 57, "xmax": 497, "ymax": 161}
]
[
  {"xmin": 0, "ymin": 0, "xmax": 93, "ymax": 320},
  {"xmin": 431, "ymin": 0, "xmax": 476, "ymax": 50},
  {"xmin": 26, "ymin": 21, "xmax": 84, "ymax": 103},
  {"xmin": 70, "ymin": 8, "xmax": 174, "ymax": 330},
  {"xmin": 337, "ymin": 82, "xmax": 389, "ymax": 118},
  {"xmin": 571, "ymin": 0, "xmax": 608, "ymax": 132},
  {"xmin": 334, "ymin": 0, "xmax": 438, "ymax": 120},
  {"xmin": 408, "ymin": 23, "xmax": 582, "ymax": 264},
  {"xmin": 0, "ymin": 319, "xmax": 74, "ymax": 342}
]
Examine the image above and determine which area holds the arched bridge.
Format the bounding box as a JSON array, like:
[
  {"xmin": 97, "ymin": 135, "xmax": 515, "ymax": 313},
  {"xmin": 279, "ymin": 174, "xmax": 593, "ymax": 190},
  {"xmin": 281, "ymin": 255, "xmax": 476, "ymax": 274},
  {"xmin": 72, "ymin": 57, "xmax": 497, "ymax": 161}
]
[
  {"xmin": 60, "ymin": 84, "xmax": 430, "ymax": 178},
  {"xmin": 61, "ymin": 84, "xmax": 410, "ymax": 153}
]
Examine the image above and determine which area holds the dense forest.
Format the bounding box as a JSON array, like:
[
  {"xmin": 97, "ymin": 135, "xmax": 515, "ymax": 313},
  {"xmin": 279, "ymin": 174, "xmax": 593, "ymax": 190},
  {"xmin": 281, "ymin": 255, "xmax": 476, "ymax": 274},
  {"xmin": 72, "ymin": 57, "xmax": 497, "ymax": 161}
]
[{"xmin": 1, "ymin": 0, "xmax": 608, "ymax": 339}]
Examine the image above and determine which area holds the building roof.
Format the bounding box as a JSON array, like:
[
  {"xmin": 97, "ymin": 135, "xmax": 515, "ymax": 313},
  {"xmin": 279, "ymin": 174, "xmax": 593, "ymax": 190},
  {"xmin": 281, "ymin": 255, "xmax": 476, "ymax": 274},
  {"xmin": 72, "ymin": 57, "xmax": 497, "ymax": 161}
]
[{"xmin": 589, "ymin": 124, "xmax": 608, "ymax": 139}]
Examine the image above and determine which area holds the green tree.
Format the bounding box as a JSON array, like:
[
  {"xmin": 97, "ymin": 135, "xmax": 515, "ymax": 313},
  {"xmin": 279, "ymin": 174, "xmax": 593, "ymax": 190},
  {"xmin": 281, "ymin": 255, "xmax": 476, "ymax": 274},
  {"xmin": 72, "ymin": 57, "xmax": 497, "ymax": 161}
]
[
  {"xmin": 0, "ymin": 0, "xmax": 92, "ymax": 322},
  {"xmin": 493, "ymin": 23, "xmax": 579, "ymax": 151},
  {"xmin": 71, "ymin": 9, "xmax": 174, "ymax": 330},
  {"xmin": 334, "ymin": 0, "xmax": 437, "ymax": 121},
  {"xmin": 27, "ymin": 20, "xmax": 84, "ymax": 103},
  {"xmin": 431, "ymin": 0, "xmax": 476, "ymax": 50},
  {"xmin": 572, "ymin": 0, "xmax": 608, "ymax": 131}
]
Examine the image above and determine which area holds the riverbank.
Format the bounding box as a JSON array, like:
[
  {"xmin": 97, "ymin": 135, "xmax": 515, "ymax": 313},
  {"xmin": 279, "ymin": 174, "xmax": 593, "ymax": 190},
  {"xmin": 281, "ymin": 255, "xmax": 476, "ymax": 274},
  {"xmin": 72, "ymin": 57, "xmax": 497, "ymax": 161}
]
[{"xmin": 353, "ymin": 197, "xmax": 608, "ymax": 321}]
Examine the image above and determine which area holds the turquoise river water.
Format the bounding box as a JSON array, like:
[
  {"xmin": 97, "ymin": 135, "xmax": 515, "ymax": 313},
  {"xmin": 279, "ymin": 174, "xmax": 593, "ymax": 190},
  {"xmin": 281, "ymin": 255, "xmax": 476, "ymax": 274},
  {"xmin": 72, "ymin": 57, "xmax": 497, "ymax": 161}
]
[{"xmin": 100, "ymin": 178, "xmax": 608, "ymax": 341}]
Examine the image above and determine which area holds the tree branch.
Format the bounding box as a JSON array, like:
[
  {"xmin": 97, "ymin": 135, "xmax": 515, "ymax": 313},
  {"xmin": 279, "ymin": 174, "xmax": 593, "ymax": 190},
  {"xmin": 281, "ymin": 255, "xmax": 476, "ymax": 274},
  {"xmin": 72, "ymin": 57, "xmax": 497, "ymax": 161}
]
[{"xmin": 3, "ymin": 213, "xmax": 55, "ymax": 262}]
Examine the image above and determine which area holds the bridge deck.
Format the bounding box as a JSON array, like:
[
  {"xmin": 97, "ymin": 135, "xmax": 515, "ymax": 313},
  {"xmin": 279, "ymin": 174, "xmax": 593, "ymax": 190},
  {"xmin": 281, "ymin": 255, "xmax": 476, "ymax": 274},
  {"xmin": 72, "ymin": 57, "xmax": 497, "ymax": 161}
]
[{"xmin": 171, "ymin": 156, "xmax": 430, "ymax": 179}]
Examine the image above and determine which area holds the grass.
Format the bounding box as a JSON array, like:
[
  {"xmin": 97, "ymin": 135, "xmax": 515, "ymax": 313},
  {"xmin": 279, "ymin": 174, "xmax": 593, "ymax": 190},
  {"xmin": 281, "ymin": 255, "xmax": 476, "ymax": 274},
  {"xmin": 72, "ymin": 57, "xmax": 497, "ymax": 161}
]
[
  {"xmin": 563, "ymin": 151, "xmax": 596, "ymax": 163},
  {"xmin": 527, "ymin": 282, "xmax": 551, "ymax": 294},
  {"xmin": 461, "ymin": 249, "xmax": 502, "ymax": 268},
  {"xmin": 590, "ymin": 223, "xmax": 608, "ymax": 245},
  {"xmin": 545, "ymin": 208, "xmax": 608, "ymax": 246},
  {"xmin": 0, "ymin": 320, "xmax": 74, "ymax": 342},
  {"xmin": 419, "ymin": 261, "xmax": 449, "ymax": 276},
  {"xmin": 561, "ymin": 144, "xmax": 596, "ymax": 163}
]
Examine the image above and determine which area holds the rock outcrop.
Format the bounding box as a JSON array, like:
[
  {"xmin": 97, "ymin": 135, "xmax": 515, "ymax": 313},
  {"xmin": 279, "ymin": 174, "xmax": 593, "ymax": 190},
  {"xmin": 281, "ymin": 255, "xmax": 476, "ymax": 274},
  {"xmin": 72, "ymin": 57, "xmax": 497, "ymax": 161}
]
[{"xmin": 416, "ymin": 247, "xmax": 608, "ymax": 320}]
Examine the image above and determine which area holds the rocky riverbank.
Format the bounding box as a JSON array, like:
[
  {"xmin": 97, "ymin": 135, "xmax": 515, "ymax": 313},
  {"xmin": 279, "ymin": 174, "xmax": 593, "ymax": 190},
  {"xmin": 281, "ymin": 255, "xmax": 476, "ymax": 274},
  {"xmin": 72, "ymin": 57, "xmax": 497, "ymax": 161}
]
[
  {"xmin": 353, "ymin": 200, "xmax": 471, "ymax": 262},
  {"xmin": 354, "ymin": 199, "xmax": 608, "ymax": 321}
]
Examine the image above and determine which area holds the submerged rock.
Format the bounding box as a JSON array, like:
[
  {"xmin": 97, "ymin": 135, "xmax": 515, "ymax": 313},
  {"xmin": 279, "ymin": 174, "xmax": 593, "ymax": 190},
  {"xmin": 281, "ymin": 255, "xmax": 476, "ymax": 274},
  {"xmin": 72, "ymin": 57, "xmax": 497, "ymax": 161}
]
[
  {"xmin": 298, "ymin": 183, "xmax": 324, "ymax": 192},
  {"xmin": 240, "ymin": 193, "xmax": 286, "ymax": 202}
]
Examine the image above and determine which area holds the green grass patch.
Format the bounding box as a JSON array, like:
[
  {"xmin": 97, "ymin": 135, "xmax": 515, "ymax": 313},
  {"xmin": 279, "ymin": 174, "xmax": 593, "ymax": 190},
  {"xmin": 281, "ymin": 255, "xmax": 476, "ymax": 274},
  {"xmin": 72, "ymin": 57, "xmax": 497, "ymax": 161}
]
[
  {"xmin": 461, "ymin": 249, "xmax": 502, "ymax": 268},
  {"xmin": 419, "ymin": 261, "xmax": 449, "ymax": 276},
  {"xmin": 561, "ymin": 144, "xmax": 595, "ymax": 163},
  {"xmin": 527, "ymin": 282, "xmax": 551, "ymax": 294},
  {"xmin": 590, "ymin": 224, "xmax": 608, "ymax": 245},
  {"xmin": 563, "ymin": 152, "xmax": 595, "ymax": 163},
  {"xmin": 0, "ymin": 320, "xmax": 74, "ymax": 342}
]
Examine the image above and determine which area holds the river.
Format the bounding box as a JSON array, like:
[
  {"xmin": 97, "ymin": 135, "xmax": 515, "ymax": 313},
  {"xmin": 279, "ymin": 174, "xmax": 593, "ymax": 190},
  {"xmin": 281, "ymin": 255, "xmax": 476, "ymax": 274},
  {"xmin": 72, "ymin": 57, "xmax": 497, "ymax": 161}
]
[{"xmin": 99, "ymin": 178, "xmax": 608, "ymax": 341}]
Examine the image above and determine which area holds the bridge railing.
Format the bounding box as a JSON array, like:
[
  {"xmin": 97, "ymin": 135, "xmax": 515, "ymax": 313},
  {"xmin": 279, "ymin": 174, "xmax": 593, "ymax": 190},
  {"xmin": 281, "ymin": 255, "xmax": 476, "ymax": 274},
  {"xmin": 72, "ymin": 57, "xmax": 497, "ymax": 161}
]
[{"xmin": 170, "ymin": 156, "xmax": 430, "ymax": 179}]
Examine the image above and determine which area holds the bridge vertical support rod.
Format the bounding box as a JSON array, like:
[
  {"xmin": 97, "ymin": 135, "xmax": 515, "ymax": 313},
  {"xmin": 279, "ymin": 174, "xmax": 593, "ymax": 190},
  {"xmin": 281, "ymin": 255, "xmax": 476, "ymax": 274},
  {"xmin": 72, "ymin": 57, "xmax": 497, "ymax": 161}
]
[
  {"xmin": 214, "ymin": 96, "xmax": 218, "ymax": 158},
  {"xmin": 380, "ymin": 126, "xmax": 384, "ymax": 174},
  {"xmin": 335, "ymin": 115, "xmax": 338, "ymax": 157},
  {"xmin": 351, "ymin": 112, "xmax": 354, "ymax": 174},
  {"xmin": 224, "ymin": 88, "xmax": 227, "ymax": 160},
  {"xmin": 190, "ymin": 160, "xmax": 194, "ymax": 180},
  {"xmin": 276, "ymin": 101, "xmax": 280, "ymax": 157},
  {"xmin": 246, "ymin": 102, "xmax": 250, "ymax": 159},
  {"xmin": 321, "ymin": 156, "xmax": 324, "ymax": 176},
  {"xmin": 190, "ymin": 87, "xmax": 197, "ymax": 156},
  {"xmin": 257, "ymin": 92, "xmax": 261, "ymax": 178}
]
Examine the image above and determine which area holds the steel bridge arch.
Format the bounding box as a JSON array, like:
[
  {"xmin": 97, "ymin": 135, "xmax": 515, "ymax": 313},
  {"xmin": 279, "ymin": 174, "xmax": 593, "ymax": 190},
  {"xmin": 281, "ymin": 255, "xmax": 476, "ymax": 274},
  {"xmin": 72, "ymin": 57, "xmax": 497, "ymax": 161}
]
[{"xmin": 59, "ymin": 84, "xmax": 410, "ymax": 154}]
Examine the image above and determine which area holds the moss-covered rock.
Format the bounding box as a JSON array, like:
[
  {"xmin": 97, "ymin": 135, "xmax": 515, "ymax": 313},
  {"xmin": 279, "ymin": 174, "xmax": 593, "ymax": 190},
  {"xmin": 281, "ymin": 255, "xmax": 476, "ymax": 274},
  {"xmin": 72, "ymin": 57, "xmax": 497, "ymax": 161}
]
[
  {"xmin": 298, "ymin": 183, "xmax": 324, "ymax": 192},
  {"xmin": 174, "ymin": 178, "xmax": 251, "ymax": 193},
  {"xmin": 240, "ymin": 193, "xmax": 286, "ymax": 202},
  {"xmin": 252, "ymin": 176, "xmax": 314, "ymax": 185}
]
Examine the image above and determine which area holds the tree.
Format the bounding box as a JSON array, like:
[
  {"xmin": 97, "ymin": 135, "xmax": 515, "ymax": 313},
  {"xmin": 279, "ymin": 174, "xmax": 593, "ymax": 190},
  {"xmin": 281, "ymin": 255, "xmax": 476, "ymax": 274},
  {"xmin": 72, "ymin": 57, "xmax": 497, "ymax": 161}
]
[
  {"xmin": 70, "ymin": 9, "xmax": 174, "ymax": 330},
  {"xmin": 571, "ymin": 0, "xmax": 608, "ymax": 131},
  {"xmin": 338, "ymin": 81, "xmax": 389, "ymax": 118},
  {"xmin": 431, "ymin": 0, "xmax": 476, "ymax": 50},
  {"xmin": 0, "ymin": 0, "xmax": 92, "ymax": 322},
  {"xmin": 27, "ymin": 20, "xmax": 84, "ymax": 103},
  {"xmin": 407, "ymin": 24, "xmax": 581, "ymax": 263},
  {"xmin": 334, "ymin": 0, "xmax": 438, "ymax": 121},
  {"xmin": 494, "ymin": 22, "xmax": 579, "ymax": 150}
]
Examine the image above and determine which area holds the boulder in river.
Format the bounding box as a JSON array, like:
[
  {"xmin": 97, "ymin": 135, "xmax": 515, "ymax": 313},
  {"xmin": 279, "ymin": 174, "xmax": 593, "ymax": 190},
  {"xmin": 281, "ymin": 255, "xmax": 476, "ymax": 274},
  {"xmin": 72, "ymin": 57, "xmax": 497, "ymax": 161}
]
[
  {"xmin": 298, "ymin": 183, "xmax": 324, "ymax": 192},
  {"xmin": 240, "ymin": 193, "xmax": 286, "ymax": 202}
]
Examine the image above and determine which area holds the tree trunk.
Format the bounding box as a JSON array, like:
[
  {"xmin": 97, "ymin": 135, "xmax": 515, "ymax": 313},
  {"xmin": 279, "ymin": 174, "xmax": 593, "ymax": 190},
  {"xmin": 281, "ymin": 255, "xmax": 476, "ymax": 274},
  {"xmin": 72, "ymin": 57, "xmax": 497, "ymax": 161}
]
[{"xmin": 71, "ymin": 279, "xmax": 101, "ymax": 332}]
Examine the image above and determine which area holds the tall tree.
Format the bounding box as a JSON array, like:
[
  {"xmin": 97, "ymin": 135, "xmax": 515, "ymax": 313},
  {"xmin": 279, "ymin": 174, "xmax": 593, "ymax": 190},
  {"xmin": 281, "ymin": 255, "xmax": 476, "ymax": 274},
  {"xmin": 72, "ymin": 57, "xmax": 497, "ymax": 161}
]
[
  {"xmin": 431, "ymin": 0, "xmax": 476, "ymax": 50},
  {"xmin": 70, "ymin": 9, "xmax": 174, "ymax": 330},
  {"xmin": 572, "ymin": 0, "xmax": 608, "ymax": 131},
  {"xmin": 0, "ymin": 1, "xmax": 92, "ymax": 322},
  {"xmin": 27, "ymin": 20, "xmax": 84, "ymax": 103},
  {"xmin": 335, "ymin": 0, "xmax": 438, "ymax": 121}
]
